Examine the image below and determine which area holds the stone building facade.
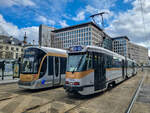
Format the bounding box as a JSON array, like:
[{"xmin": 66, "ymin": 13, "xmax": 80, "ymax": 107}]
[
  {"xmin": 39, "ymin": 25, "xmax": 55, "ymax": 47},
  {"xmin": 39, "ymin": 23, "xmax": 149, "ymax": 65},
  {"xmin": 112, "ymin": 36, "xmax": 129, "ymax": 57},
  {"xmin": 128, "ymin": 42, "xmax": 149, "ymax": 65},
  {"xmin": 0, "ymin": 35, "xmax": 23, "ymax": 60},
  {"xmin": 39, "ymin": 22, "xmax": 112, "ymax": 50}
]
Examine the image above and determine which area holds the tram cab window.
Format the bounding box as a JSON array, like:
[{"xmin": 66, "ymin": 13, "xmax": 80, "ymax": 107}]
[
  {"xmin": 78, "ymin": 54, "xmax": 87, "ymax": 71},
  {"xmin": 48, "ymin": 56, "xmax": 53, "ymax": 75},
  {"xmin": 67, "ymin": 52, "xmax": 87, "ymax": 72},
  {"xmin": 39, "ymin": 57, "xmax": 47, "ymax": 78}
]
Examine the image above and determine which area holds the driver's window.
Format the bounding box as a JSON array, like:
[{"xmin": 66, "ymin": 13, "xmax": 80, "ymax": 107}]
[{"xmin": 39, "ymin": 57, "xmax": 47, "ymax": 78}]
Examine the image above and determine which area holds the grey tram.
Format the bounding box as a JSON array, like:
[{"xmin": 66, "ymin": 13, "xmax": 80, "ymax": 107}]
[{"xmin": 64, "ymin": 46, "xmax": 138, "ymax": 95}]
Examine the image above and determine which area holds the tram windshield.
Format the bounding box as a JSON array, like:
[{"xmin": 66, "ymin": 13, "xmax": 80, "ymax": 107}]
[
  {"xmin": 67, "ymin": 52, "xmax": 92, "ymax": 72},
  {"xmin": 21, "ymin": 48, "xmax": 46, "ymax": 74}
]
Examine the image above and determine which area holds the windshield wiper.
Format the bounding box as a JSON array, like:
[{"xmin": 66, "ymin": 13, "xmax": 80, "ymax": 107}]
[{"xmin": 72, "ymin": 55, "xmax": 84, "ymax": 73}]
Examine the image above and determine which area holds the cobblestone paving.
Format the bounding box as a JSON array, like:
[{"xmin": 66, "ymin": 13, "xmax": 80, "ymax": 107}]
[{"xmin": 0, "ymin": 70, "xmax": 149, "ymax": 113}]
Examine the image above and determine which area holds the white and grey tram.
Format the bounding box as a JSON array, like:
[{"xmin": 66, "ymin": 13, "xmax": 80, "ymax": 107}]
[
  {"xmin": 64, "ymin": 46, "xmax": 138, "ymax": 95},
  {"xmin": 18, "ymin": 46, "xmax": 67, "ymax": 89}
]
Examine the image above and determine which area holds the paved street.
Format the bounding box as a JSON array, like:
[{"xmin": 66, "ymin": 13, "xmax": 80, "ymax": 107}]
[
  {"xmin": 0, "ymin": 69, "xmax": 149, "ymax": 113},
  {"xmin": 0, "ymin": 76, "xmax": 19, "ymax": 85}
]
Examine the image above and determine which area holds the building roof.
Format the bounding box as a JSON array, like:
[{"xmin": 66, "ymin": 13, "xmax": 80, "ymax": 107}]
[
  {"xmin": 0, "ymin": 35, "xmax": 23, "ymax": 46},
  {"xmin": 52, "ymin": 22, "xmax": 103, "ymax": 33},
  {"xmin": 112, "ymin": 36, "xmax": 130, "ymax": 41}
]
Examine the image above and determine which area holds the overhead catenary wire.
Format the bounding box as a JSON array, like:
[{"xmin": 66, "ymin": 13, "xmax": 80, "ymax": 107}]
[{"xmin": 138, "ymin": 0, "xmax": 147, "ymax": 40}]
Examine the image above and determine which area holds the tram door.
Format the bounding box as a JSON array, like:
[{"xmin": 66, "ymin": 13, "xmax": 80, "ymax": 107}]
[
  {"xmin": 93, "ymin": 53, "xmax": 106, "ymax": 91},
  {"xmin": 53, "ymin": 57, "xmax": 61, "ymax": 85}
]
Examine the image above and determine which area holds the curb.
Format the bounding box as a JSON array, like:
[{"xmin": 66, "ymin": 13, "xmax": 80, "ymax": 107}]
[{"xmin": 0, "ymin": 80, "xmax": 19, "ymax": 85}]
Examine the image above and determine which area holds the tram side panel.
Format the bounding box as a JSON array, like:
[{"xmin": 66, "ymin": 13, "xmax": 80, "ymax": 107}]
[
  {"xmin": 38, "ymin": 56, "xmax": 67, "ymax": 88},
  {"xmin": 105, "ymin": 55, "xmax": 124, "ymax": 85}
]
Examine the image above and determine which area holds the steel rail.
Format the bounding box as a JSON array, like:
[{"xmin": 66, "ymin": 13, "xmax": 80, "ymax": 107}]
[{"xmin": 125, "ymin": 72, "xmax": 145, "ymax": 113}]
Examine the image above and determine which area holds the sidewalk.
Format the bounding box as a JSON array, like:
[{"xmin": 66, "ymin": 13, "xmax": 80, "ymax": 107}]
[{"xmin": 0, "ymin": 76, "xmax": 19, "ymax": 85}]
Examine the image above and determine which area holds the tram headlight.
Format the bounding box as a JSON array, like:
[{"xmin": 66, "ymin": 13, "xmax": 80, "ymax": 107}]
[{"xmin": 73, "ymin": 82, "xmax": 80, "ymax": 85}]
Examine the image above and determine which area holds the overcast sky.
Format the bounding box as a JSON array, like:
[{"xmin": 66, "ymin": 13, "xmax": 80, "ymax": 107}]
[{"xmin": 0, "ymin": 0, "xmax": 150, "ymax": 55}]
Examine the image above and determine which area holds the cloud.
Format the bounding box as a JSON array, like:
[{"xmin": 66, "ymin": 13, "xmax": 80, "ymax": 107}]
[
  {"xmin": 59, "ymin": 20, "xmax": 68, "ymax": 27},
  {"xmin": 105, "ymin": 0, "xmax": 150, "ymax": 49},
  {"xmin": 72, "ymin": 4, "xmax": 114, "ymax": 28},
  {"xmin": 85, "ymin": 5, "xmax": 98, "ymax": 14},
  {"xmin": 0, "ymin": 0, "xmax": 35, "ymax": 7},
  {"xmin": 85, "ymin": 0, "xmax": 116, "ymax": 10},
  {"xmin": 36, "ymin": 15, "xmax": 55, "ymax": 25},
  {"xmin": 0, "ymin": 14, "xmax": 39, "ymax": 44},
  {"xmin": 72, "ymin": 3, "xmax": 114, "ymax": 25},
  {"xmin": 72, "ymin": 11, "xmax": 85, "ymax": 21},
  {"xmin": 124, "ymin": 0, "xmax": 133, "ymax": 3}
]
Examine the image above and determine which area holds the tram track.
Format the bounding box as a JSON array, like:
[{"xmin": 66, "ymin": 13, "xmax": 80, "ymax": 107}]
[
  {"xmin": 3, "ymin": 75, "xmax": 138, "ymax": 113},
  {"xmin": 125, "ymin": 71, "xmax": 146, "ymax": 113},
  {"xmin": 23, "ymin": 95, "xmax": 88, "ymax": 113},
  {"xmin": 23, "ymin": 89, "xmax": 108, "ymax": 113},
  {"xmin": 0, "ymin": 70, "xmax": 146, "ymax": 113},
  {"xmin": 0, "ymin": 86, "xmax": 63, "ymax": 105}
]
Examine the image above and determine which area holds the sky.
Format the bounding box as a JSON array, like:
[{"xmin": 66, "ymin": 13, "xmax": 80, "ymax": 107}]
[{"xmin": 0, "ymin": 0, "xmax": 150, "ymax": 55}]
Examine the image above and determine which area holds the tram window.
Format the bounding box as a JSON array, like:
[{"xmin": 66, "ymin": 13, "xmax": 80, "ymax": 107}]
[
  {"xmin": 39, "ymin": 57, "xmax": 47, "ymax": 78},
  {"xmin": 55, "ymin": 57, "xmax": 59, "ymax": 77},
  {"xmin": 92, "ymin": 52, "xmax": 102, "ymax": 68},
  {"xmin": 87, "ymin": 53, "xmax": 92, "ymax": 69},
  {"xmin": 48, "ymin": 56, "xmax": 53, "ymax": 75},
  {"xmin": 112, "ymin": 57, "xmax": 122, "ymax": 68},
  {"xmin": 128, "ymin": 61, "xmax": 132, "ymax": 68},
  {"xmin": 60, "ymin": 58, "xmax": 67, "ymax": 74},
  {"xmin": 105, "ymin": 55, "xmax": 113, "ymax": 68},
  {"xmin": 93, "ymin": 53, "xmax": 97, "ymax": 68}
]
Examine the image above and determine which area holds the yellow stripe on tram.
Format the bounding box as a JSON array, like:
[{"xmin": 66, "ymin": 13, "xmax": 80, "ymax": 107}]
[{"xmin": 66, "ymin": 69, "xmax": 94, "ymax": 79}]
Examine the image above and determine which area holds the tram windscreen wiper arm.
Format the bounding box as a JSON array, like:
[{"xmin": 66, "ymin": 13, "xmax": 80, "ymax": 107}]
[{"xmin": 72, "ymin": 55, "xmax": 84, "ymax": 73}]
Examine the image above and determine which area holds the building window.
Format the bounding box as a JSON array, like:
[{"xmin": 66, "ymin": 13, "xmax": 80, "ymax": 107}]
[
  {"xmin": 16, "ymin": 48, "xmax": 19, "ymax": 51},
  {"xmin": 0, "ymin": 45, "xmax": 3, "ymax": 50},
  {"xmin": 89, "ymin": 27, "xmax": 91, "ymax": 31},
  {"xmin": 11, "ymin": 47, "xmax": 14, "ymax": 51},
  {"xmin": 16, "ymin": 53, "xmax": 18, "ymax": 59},
  {"xmin": 6, "ymin": 46, "xmax": 9, "ymax": 50}
]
